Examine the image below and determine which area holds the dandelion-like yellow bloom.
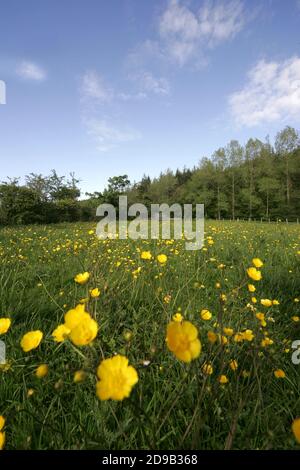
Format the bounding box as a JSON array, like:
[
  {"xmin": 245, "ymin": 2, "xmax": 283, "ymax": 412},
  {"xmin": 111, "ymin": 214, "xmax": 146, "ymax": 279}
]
[
  {"xmin": 0, "ymin": 431, "xmax": 5, "ymax": 450},
  {"xmin": 252, "ymin": 258, "xmax": 263, "ymax": 268},
  {"xmin": 73, "ymin": 370, "xmax": 87, "ymax": 383},
  {"xmin": 96, "ymin": 355, "xmax": 138, "ymax": 401},
  {"xmin": 166, "ymin": 320, "xmax": 201, "ymax": 363},
  {"xmin": 69, "ymin": 315, "xmax": 98, "ymax": 346},
  {"xmin": 172, "ymin": 313, "xmax": 183, "ymax": 322},
  {"xmin": 200, "ymin": 309, "xmax": 212, "ymax": 320},
  {"xmin": 20, "ymin": 330, "xmax": 43, "ymax": 352},
  {"xmin": 207, "ymin": 330, "xmax": 217, "ymax": 344},
  {"xmin": 274, "ymin": 369, "xmax": 285, "ymax": 379},
  {"xmin": 272, "ymin": 299, "xmax": 280, "ymax": 305},
  {"xmin": 247, "ymin": 267, "xmax": 262, "ymax": 281},
  {"xmin": 248, "ymin": 284, "xmax": 256, "ymax": 292},
  {"xmin": 261, "ymin": 299, "xmax": 272, "ymax": 307},
  {"xmin": 219, "ymin": 375, "xmax": 228, "ymax": 384},
  {"xmin": 157, "ymin": 254, "xmax": 167, "ymax": 264},
  {"xmin": 292, "ymin": 418, "xmax": 300, "ymax": 443},
  {"xmin": 202, "ymin": 363, "xmax": 213, "ymax": 375},
  {"xmin": 229, "ymin": 360, "xmax": 238, "ymax": 371},
  {"xmin": 141, "ymin": 251, "xmax": 152, "ymax": 260},
  {"xmin": 35, "ymin": 364, "xmax": 49, "ymax": 378},
  {"xmin": 90, "ymin": 288, "xmax": 100, "ymax": 298},
  {"xmin": 74, "ymin": 271, "xmax": 90, "ymax": 285},
  {"xmin": 64, "ymin": 304, "xmax": 86, "ymax": 329},
  {"xmin": 261, "ymin": 337, "xmax": 273, "ymax": 347},
  {"xmin": 223, "ymin": 327, "xmax": 234, "ymax": 336},
  {"xmin": 0, "ymin": 318, "xmax": 11, "ymax": 335},
  {"xmin": 242, "ymin": 329, "xmax": 254, "ymax": 342},
  {"xmin": 52, "ymin": 324, "xmax": 71, "ymax": 342},
  {"xmin": 0, "ymin": 416, "xmax": 5, "ymax": 431}
]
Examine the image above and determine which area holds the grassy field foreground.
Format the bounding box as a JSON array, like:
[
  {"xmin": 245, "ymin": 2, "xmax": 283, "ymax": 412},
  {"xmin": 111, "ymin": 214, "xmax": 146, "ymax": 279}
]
[{"xmin": 0, "ymin": 220, "xmax": 300, "ymax": 450}]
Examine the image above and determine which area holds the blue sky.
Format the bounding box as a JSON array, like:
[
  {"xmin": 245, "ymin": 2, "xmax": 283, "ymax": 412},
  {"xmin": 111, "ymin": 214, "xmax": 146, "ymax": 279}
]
[{"xmin": 1, "ymin": 0, "xmax": 300, "ymax": 195}]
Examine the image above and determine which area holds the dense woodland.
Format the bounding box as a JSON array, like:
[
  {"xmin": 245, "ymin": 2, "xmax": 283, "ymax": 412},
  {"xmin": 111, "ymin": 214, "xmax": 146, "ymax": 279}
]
[{"xmin": 1, "ymin": 125, "xmax": 300, "ymax": 226}]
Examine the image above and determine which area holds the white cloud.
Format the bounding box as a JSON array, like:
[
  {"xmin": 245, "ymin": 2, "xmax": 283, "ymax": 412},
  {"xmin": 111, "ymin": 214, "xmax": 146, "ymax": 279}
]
[
  {"xmin": 16, "ymin": 60, "xmax": 46, "ymax": 81},
  {"xmin": 228, "ymin": 56, "xmax": 300, "ymax": 127},
  {"xmin": 80, "ymin": 70, "xmax": 113, "ymax": 102},
  {"xmin": 84, "ymin": 118, "xmax": 141, "ymax": 152},
  {"xmin": 128, "ymin": 71, "xmax": 170, "ymax": 96},
  {"xmin": 159, "ymin": 0, "xmax": 245, "ymax": 66}
]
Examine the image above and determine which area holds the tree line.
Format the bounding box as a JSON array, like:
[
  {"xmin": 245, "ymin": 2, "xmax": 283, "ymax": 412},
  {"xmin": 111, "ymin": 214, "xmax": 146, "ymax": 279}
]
[{"xmin": 0, "ymin": 126, "xmax": 300, "ymax": 226}]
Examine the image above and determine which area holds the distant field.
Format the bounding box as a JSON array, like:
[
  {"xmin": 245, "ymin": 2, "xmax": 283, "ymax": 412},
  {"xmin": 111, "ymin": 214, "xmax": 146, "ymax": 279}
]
[{"xmin": 0, "ymin": 220, "xmax": 300, "ymax": 450}]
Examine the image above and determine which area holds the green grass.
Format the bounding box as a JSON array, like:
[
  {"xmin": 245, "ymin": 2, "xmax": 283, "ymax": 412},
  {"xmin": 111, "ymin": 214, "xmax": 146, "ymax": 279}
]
[{"xmin": 0, "ymin": 220, "xmax": 300, "ymax": 450}]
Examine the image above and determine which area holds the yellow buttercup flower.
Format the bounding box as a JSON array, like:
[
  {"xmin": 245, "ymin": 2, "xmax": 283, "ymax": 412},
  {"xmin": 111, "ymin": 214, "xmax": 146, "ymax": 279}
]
[
  {"xmin": 223, "ymin": 327, "xmax": 234, "ymax": 336},
  {"xmin": 157, "ymin": 254, "xmax": 167, "ymax": 264},
  {"xmin": 200, "ymin": 309, "xmax": 212, "ymax": 320},
  {"xmin": 219, "ymin": 375, "xmax": 229, "ymax": 384},
  {"xmin": 247, "ymin": 267, "xmax": 262, "ymax": 281},
  {"xmin": 248, "ymin": 284, "xmax": 256, "ymax": 292},
  {"xmin": 252, "ymin": 258, "xmax": 263, "ymax": 268},
  {"xmin": 292, "ymin": 418, "xmax": 300, "ymax": 443},
  {"xmin": 0, "ymin": 318, "xmax": 11, "ymax": 335},
  {"xmin": 90, "ymin": 288, "xmax": 100, "ymax": 298},
  {"xmin": 69, "ymin": 315, "xmax": 98, "ymax": 346},
  {"xmin": 261, "ymin": 299, "xmax": 272, "ymax": 307},
  {"xmin": 74, "ymin": 271, "xmax": 90, "ymax": 285},
  {"xmin": 20, "ymin": 330, "xmax": 43, "ymax": 352},
  {"xmin": 0, "ymin": 416, "xmax": 5, "ymax": 431},
  {"xmin": 202, "ymin": 363, "xmax": 213, "ymax": 375},
  {"xmin": 141, "ymin": 251, "xmax": 152, "ymax": 260},
  {"xmin": 96, "ymin": 355, "xmax": 138, "ymax": 401},
  {"xmin": 274, "ymin": 369, "xmax": 285, "ymax": 379},
  {"xmin": 172, "ymin": 313, "xmax": 183, "ymax": 322},
  {"xmin": 0, "ymin": 431, "xmax": 5, "ymax": 450},
  {"xmin": 218, "ymin": 334, "xmax": 228, "ymax": 345},
  {"xmin": 166, "ymin": 320, "xmax": 201, "ymax": 363},
  {"xmin": 73, "ymin": 370, "xmax": 87, "ymax": 383},
  {"xmin": 243, "ymin": 329, "xmax": 254, "ymax": 342},
  {"xmin": 52, "ymin": 324, "xmax": 71, "ymax": 342},
  {"xmin": 261, "ymin": 337, "xmax": 273, "ymax": 347},
  {"xmin": 207, "ymin": 330, "xmax": 217, "ymax": 344},
  {"xmin": 35, "ymin": 364, "xmax": 49, "ymax": 378},
  {"xmin": 292, "ymin": 316, "xmax": 300, "ymax": 322},
  {"xmin": 64, "ymin": 304, "xmax": 86, "ymax": 329},
  {"xmin": 229, "ymin": 360, "xmax": 238, "ymax": 371},
  {"xmin": 272, "ymin": 299, "xmax": 280, "ymax": 305}
]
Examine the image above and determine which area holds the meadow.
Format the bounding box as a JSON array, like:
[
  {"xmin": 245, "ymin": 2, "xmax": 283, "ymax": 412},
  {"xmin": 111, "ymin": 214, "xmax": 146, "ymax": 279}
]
[{"xmin": 0, "ymin": 220, "xmax": 300, "ymax": 450}]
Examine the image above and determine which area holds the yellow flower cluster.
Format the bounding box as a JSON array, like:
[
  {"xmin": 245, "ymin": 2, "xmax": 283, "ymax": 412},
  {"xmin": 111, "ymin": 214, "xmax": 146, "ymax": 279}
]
[{"xmin": 52, "ymin": 303, "xmax": 98, "ymax": 346}]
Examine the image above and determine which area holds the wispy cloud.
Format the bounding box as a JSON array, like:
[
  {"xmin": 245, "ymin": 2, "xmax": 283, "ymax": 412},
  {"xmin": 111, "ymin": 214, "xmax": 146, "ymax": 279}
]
[
  {"xmin": 79, "ymin": 70, "xmax": 142, "ymax": 152},
  {"xmin": 80, "ymin": 70, "xmax": 113, "ymax": 102},
  {"xmin": 16, "ymin": 60, "xmax": 46, "ymax": 81},
  {"xmin": 158, "ymin": 0, "xmax": 246, "ymax": 66},
  {"xmin": 84, "ymin": 118, "xmax": 141, "ymax": 152},
  {"xmin": 129, "ymin": 71, "xmax": 170, "ymax": 96},
  {"xmin": 228, "ymin": 56, "xmax": 300, "ymax": 127}
]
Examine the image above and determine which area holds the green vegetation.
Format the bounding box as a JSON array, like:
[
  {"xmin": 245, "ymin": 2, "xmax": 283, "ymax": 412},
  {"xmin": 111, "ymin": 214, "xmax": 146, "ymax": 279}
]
[
  {"xmin": 1, "ymin": 126, "xmax": 300, "ymax": 225},
  {"xmin": 0, "ymin": 220, "xmax": 300, "ymax": 449}
]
